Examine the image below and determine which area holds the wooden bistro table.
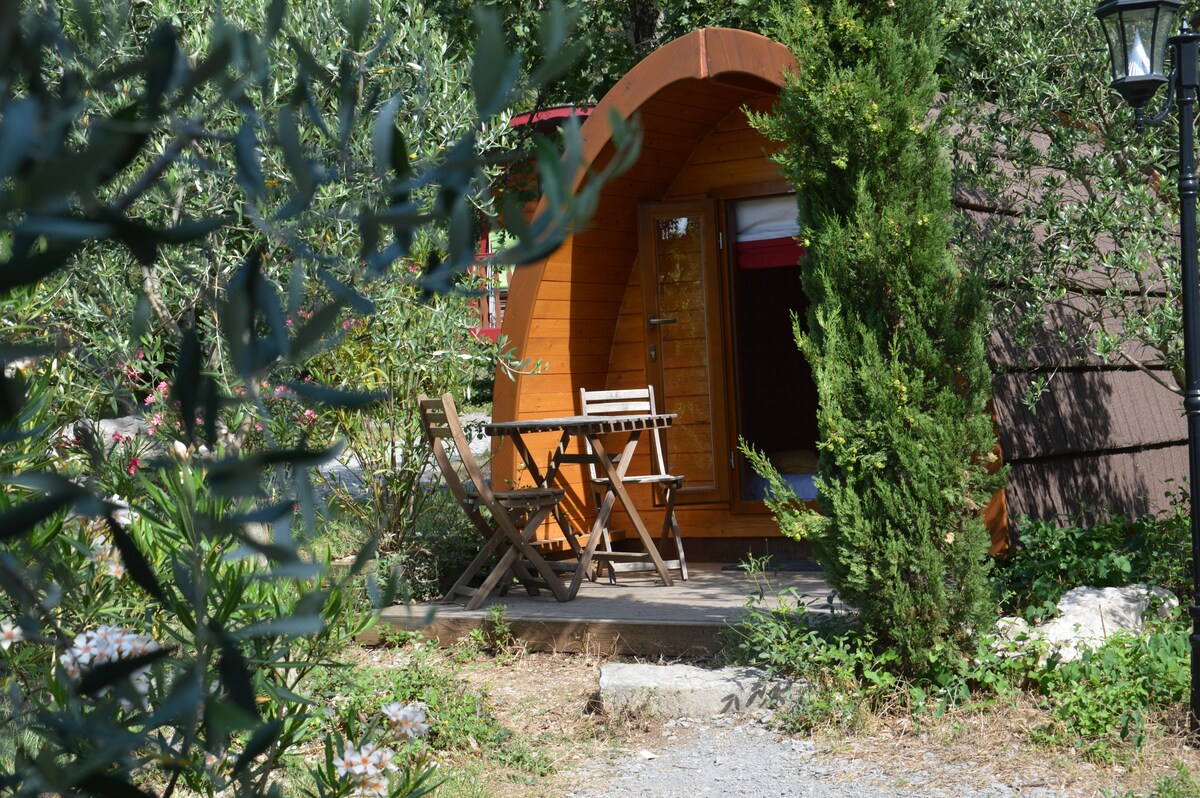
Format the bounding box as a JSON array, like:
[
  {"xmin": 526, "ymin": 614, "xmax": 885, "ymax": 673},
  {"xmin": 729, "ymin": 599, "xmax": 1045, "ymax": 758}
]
[{"xmin": 484, "ymin": 413, "xmax": 677, "ymax": 599}]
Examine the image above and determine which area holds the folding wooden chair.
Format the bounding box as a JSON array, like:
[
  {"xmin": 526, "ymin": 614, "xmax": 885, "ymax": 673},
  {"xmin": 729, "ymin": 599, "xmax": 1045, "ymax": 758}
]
[
  {"xmin": 417, "ymin": 393, "xmax": 569, "ymax": 610},
  {"xmin": 579, "ymin": 386, "xmax": 688, "ymax": 582}
]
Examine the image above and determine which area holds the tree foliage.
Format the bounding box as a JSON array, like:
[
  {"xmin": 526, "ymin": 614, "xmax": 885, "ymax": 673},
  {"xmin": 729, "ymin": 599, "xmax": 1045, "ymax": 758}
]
[
  {"xmin": 945, "ymin": 0, "xmax": 1182, "ymax": 402},
  {"xmin": 0, "ymin": 1, "xmax": 636, "ymax": 794},
  {"xmin": 750, "ymin": 0, "xmax": 1000, "ymax": 670},
  {"xmin": 423, "ymin": 0, "xmax": 775, "ymax": 103}
]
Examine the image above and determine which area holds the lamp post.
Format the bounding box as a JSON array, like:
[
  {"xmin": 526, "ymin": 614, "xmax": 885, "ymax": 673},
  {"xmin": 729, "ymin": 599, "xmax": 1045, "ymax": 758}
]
[{"xmin": 1095, "ymin": 0, "xmax": 1200, "ymax": 732}]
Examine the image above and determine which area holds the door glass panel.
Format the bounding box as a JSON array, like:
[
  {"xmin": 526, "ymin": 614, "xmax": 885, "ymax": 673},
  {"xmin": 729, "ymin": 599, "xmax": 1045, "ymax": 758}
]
[{"xmin": 650, "ymin": 213, "xmax": 720, "ymax": 495}]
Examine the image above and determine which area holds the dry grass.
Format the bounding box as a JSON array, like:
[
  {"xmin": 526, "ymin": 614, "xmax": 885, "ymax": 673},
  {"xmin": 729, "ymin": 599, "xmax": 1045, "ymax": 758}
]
[
  {"xmin": 821, "ymin": 697, "xmax": 1200, "ymax": 797},
  {"xmin": 344, "ymin": 638, "xmax": 1200, "ymax": 798}
]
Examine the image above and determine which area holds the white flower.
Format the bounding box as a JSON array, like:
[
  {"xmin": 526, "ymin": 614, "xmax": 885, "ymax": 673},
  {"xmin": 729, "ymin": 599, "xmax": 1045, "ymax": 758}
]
[
  {"xmin": 0, "ymin": 620, "xmax": 23, "ymax": 650},
  {"xmin": 382, "ymin": 702, "xmax": 429, "ymax": 740},
  {"xmin": 107, "ymin": 495, "xmax": 134, "ymax": 528},
  {"xmin": 336, "ymin": 743, "xmax": 397, "ymax": 794},
  {"xmin": 59, "ymin": 652, "xmax": 81, "ymax": 679},
  {"xmin": 373, "ymin": 746, "xmax": 398, "ymax": 773},
  {"xmin": 171, "ymin": 440, "xmax": 188, "ymax": 459},
  {"xmin": 356, "ymin": 774, "xmax": 389, "ymax": 797},
  {"xmin": 89, "ymin": 536, "xmax": 126, "ymax": 580},
  {"xmin": 72, "ymin": 632, "xmax": 98, "ymax": 665},
  {"xmin": 64, "ymin": 625, "xmax": 159, "ymax": 706},
  {"xmin": 342, "ymin": 743, "xmax": 376, "ymax": 776}
]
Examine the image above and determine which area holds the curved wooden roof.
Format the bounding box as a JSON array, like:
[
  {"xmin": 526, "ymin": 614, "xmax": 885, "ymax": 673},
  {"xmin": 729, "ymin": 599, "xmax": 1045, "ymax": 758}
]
[{"xmin": 496, "ymin": 28, "xmax": 798, "ymax": 425}]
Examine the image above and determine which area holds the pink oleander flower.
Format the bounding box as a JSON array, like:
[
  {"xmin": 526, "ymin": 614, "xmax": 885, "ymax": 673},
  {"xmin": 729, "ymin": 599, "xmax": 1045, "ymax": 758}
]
[
  {"xmin": 144, "ymin": 393, "xmax": 155, "ymax": 405},
  {"xmin": 156, "ymin": 381, "xmax": 169, "ymax": 396},
  {"xmin": 127, "ymin": 457, "xmax": 141, "ymax": 476}
]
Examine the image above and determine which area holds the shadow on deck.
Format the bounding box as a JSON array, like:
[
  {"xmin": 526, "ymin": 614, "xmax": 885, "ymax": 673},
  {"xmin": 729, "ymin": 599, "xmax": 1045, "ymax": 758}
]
[{"xmin": 368, "ymin": 564, "xmax": 839, "ymax": 658}]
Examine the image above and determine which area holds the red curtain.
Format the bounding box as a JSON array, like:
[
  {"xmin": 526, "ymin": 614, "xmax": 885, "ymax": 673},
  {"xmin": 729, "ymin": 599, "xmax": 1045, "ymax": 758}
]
[{"xmin": 736, "ymin": 237, "xmax": 805, "ymax": 270}]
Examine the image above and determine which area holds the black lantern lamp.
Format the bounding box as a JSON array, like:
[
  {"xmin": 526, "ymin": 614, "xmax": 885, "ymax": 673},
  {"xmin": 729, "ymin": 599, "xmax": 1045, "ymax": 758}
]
[
  {"xmin": 1096, "ymin": 0, "xmax": 1200, "ymax": 735},
  {"xmin": 1097, "ymin": 0, "xmax": 1180, "ymax": 109}
]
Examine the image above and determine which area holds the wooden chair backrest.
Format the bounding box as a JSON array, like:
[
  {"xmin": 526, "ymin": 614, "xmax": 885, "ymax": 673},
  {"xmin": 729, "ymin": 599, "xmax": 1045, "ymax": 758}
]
[
  {"xmin": 578, "ymin": 386, "xmax": 671, "ymax": 478},
  {"xmin": 417, "ymin": 393, "xmax": 495, "ymax": 508}
]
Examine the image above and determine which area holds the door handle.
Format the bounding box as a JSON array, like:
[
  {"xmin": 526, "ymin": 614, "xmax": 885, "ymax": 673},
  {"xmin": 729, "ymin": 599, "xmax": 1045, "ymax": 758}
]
[{"xmin": 648, "ymin": 316, "xmax": 677, "ymax": 326}]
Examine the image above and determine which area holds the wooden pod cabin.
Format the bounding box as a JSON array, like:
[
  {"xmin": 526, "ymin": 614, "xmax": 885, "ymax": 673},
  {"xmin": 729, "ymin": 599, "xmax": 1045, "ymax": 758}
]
[
  {"xmin": 492, "ymin": 28, "xmax": 818, "ymax": 561},
  {"xmin": 493, "ymin": 27, "xmax": 1185, "ymax": 560}
]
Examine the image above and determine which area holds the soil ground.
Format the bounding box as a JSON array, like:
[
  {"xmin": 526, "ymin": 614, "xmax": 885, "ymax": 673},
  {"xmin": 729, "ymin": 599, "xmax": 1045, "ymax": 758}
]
[{"xmin": 350, "ymin": 642, "xmax": 1200, "ymax": 797}]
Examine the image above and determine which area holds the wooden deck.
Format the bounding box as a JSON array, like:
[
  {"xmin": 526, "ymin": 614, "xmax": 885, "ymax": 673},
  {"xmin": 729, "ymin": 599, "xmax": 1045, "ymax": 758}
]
[{"xmin": 368, "ymin": 564, "xmax": 838, "ymax": 658}]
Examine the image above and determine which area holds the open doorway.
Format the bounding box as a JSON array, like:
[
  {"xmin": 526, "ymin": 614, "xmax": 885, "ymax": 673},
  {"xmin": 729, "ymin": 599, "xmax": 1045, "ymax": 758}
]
[{"xmin": 729, "ymin": 195, "xmax": 820, "ymax": 503}]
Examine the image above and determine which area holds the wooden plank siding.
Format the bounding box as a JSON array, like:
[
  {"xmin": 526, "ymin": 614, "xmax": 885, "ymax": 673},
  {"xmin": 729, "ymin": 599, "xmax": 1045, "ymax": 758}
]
[{"xmin": 955, "ymin": 148, "xmax": 1189, "ymax": 524}]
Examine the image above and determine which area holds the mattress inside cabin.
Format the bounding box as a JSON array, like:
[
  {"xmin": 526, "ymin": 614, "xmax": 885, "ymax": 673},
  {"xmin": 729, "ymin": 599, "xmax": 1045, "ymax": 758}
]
[{"xmin": 744, "ymin": 448, "xmax": 819, "ymax": 501}]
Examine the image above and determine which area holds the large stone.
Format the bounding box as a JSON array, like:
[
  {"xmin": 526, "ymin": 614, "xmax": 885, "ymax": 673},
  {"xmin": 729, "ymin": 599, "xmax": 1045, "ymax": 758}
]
[
  {"xmin": 63, "ymin": 417, "xmax": 168, "ymax": 459},
  {"xmin": 999, "ymin": 584, "xmax": 1179, "ymax": 663},
  {"xmin": 599, "ymin": 662, "xmax": 803, "ymax": 719}
]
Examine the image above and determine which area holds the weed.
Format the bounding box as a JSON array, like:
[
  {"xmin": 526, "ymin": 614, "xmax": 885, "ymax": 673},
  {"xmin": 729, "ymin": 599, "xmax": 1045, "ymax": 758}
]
[
  {"xmin": 727, "ymin": 556, "xmax": 1193, "ymax": 762},
  {"xmin": 722, "ymin": 587, "xmax": 896, "ymax": 733},
  {"xmin": 1027, "ymin": 621, "xmax": 1189, "ymax": 762},
  {"xmin": 462, "ymin": 604, "xmax": 523, "ymax": 659},
  {"xmin": 1108, "ymin": 762, "xmax": 1200, "ymax": 797},
  {"xmin": 1000, "ymin": 501, "xmax": 1192, "ymax": 620}
]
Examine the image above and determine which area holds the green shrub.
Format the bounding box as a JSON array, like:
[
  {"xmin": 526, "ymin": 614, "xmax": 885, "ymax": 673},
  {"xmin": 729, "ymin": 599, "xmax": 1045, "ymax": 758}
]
[
  {"xmin": 726, "ymin": 561, "xmax": 1191, "ymax": 761},
  {"xmin": 722, "ymin": 589, "xmax": 898, "ymax": 732},
  {"xmin": 751, "ymin": 0, "xmax": 1001, "ymax": 672},
  {"xmin": 1029, "ymin": 621, "xmax": 1189, "ymax": 761},
  {"xmin": 1000, "ymin": 500, "xmax": 1192, "ymax": 619},
  {"xmin": 383, "ymin": 489, "xmax": 482, "ymax": 602}
]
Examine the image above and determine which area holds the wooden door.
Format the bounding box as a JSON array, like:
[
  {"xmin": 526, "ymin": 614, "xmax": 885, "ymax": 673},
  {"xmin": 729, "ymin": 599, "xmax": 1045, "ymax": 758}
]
[{"xmin": 637, "ymin": 201, "xmax": 729, "ymax": 504}]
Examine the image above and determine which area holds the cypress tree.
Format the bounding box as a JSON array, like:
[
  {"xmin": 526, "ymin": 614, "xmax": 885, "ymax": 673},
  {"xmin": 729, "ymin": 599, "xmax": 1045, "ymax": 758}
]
[{"xmin": 753, "ymin": 0, "xmax": 1001, "ymax": 669}]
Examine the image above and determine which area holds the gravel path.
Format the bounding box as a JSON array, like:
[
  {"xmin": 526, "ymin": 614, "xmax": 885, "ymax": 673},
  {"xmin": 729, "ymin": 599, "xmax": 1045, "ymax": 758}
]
[{"xmin": 566, "ymin": 714, "xmax": 1074, "ymax": 798}]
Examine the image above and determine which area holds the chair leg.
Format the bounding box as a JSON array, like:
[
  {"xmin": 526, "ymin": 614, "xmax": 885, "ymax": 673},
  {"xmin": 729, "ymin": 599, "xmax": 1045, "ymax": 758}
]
[
  {"xmin": 442, "ymin": 528, "xmax": 508, "ymax": 606},
  {"xmin": 661, "ymin": 485, "xmax": 687, "ymax": 581},
  {"xmin": 511, "ymin": 506, "xmax": 570, "ymax": 603},
  {"xmin": 464, "ymin": 545, "xmax": 522, "ymax": 611},
  {"xmin": 601, "ymin": 497, "xmax": 619, "ymax": 585}
]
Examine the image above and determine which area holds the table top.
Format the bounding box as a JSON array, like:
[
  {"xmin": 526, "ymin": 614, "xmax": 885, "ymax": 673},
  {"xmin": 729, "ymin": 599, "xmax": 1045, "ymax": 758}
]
[{"xmin": 485, "ymin": 413, "xmax": 675, "ymax": 436}]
